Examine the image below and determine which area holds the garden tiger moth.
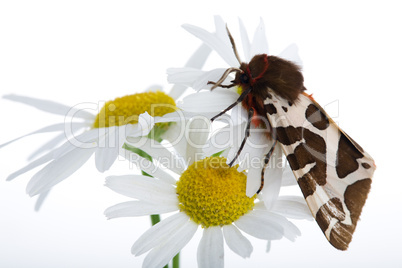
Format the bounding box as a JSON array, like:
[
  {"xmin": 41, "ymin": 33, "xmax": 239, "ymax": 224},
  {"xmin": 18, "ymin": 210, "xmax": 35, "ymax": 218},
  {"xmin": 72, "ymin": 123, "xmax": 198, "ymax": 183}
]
[{"xmin": 209, "ymin": 26, "xmax": 376, "ymax": 250}]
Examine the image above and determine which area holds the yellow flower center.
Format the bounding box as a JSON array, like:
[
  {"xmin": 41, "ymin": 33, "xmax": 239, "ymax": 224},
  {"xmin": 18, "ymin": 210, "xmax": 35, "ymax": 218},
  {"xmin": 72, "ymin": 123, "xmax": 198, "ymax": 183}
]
[
  {"xmin": 93, "ymin": 91, "xmax": 176, "ymax": 128},
  {"xmin": 176, "ymin": 157, "xmax": 256, "ymax": 228}
]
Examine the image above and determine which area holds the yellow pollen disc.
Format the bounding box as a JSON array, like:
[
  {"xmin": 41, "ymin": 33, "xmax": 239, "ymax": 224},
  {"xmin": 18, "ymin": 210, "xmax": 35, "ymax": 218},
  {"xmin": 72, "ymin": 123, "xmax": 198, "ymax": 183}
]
[
  {"xmin": 176, "ymin": 157, "xmax": 256, "ymax": 228},
  {"xmin": 93, "ymin": 91, "xmax": 176, "ymax": 128}
]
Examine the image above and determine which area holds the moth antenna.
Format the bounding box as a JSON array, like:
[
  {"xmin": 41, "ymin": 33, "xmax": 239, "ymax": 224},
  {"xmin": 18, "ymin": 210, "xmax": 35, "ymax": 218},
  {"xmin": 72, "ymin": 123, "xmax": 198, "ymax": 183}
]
[
  {"xmin": 208, "ymin": 67, "xmax": 242, "ymax": 90},
  {"xmin": 226, "ymin": 24, "xmax": 242, "ymax": 65}
]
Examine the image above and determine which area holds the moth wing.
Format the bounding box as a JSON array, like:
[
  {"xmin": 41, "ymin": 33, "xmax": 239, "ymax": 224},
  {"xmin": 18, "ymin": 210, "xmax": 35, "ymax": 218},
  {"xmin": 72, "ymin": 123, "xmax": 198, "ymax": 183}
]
[{"xmin": 264, "ymin": 90, "xmax": 375, "ymax": 250}]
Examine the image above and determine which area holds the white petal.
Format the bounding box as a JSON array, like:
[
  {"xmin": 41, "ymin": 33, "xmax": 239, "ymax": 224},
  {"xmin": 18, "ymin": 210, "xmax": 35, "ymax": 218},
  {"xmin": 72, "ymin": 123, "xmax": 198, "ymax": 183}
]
[
  {"xmin": 120, "ymin": 149, "xmax": 177, "ymax": 185},
  {"xmin": 245, "ymin": 164, "xmax": 263, "ymax": 197},
  {"xmin": 178, "ymin": 89, "xmax": 239, "ymax": 114},
  {"xmin": 185, "ymin": 43, "xmax": 213, "ymax": 69},
  {"xmin": 252, "ymin": 201, "xmax": 302, "ymax": 241},
  {"xmin": 220, "ymin": 148, "xmax": 229, "ymax": 158},
  {"xmin": 145, "ymin": 109, "xmax": 188, "ymax": 127},
  {"xmin": 125, "ymin": 137, "xmax": 186, "ymax": 175},
  {"xmin": 225, "ymin": 123, "xmax": 246, "ymax": 167},
  {"xmin": 126, "ymin": 112, "xmax": 182, "ymax": 141},
  {"xmin": 104, "ymin": 200, "xmax": 178, "ymax": 219},
  {"xmin": 27, "ymin": 121, "xmax": 88, "ymax": 161},
  {"xmin": 185, "ymin": 116, "xmax": 210, "ymax": 166},
  {"xmin": 94, "ymin": 127, "xmax": 121, "ymax": 172},
  {"xmin": 122, "ymin": 112, "xmax": 155, "ymax": 139},
  {"xmin": 27, "ymin": 132, "xmax": 67, "ymax": 161},
  {"xmin": 138, "ymin": 112, "xmax": 155, "ymax": 136},
  {"xmin": 238, "ymin": 18, "xmax": 251, "ymax": 62},
  {"xmin": 203, "ymin": 125, "xmax": 232, "ymax": 156},
  {"xmin": 144, "ymin": 84, "xmax": 163, "ymax": 92},
  {"xmin": 182, "ymin": 23, "xmax": 238, "ymax": 67},
  {"xmin": 52, "ymin": 128, "xmax": 99, "ymax": 158},
  {"xmin": 281, "ymin": 163, "xmax": 297, "ymax": 186},
  {"xmin": 6, "ymin": 151, "xmax": 54, "ymax": 181},
  {"xmin": 231, "ymin": 103, "xmax": 248, "ymax": 126},
  {"xmin": 26, "ymin": 146, "xmax": 95, "ymax": 196},
  {"xmin": 249, "ymin": 210, "xmax": 301, "ymax": 241},
  {"xmin": 227, "ymin": 129, "xmax": 272, "ymax": 197},
  {"xmin": 236, "ymin": 127, "xmax": 272, "ymax": 171},
  {"xmin": 261, "ymin": 144, "xmax": 283, "ymax": 209},
  {"xmin": 161, "ymin": 119, "xmax": 188, "ymax": 158},
  {"xmin": 160, "ymin": 109, "xmax": 193, "ymax": 120},
  {"xmin": 197, "ymin": 226, "xmax": 224, "ymax": 268},
  {"xmin": 142, "ymin": 219, "xmax": 198, "ymax": 268},
  {"xmin": 235, "ymin": 211, "xmax": 284, "ymax": 240},
  {"xmin": 0, "ymin": 123, "xmax": 65, "ymax": 149},
  {"xmin": 131, "ymin": 213, "xmax": 193, "ymax": 255},
  {"xmin": 168, "ymin": 43, "xmax": 212, "ymax": 99},
  {"xmin": 105, "ymin": 175, "xmax": 177, "ymax": 204},
  {"xmin": 193, "ymin": 68, "xmax": 232, "ymax": 91},
  {"xmin": 167, "ymin": 68, "xmax": 232, "ymax": 92},
  {"xmin": 272, "ymin": 196, "xmax": 313, "ymax": 220},
  {"xmin": 231, "ymin": 139, "xmax": 271, "ymax": 196},
  {"xmin": 278, "ymin": 43, "xmax": 303, "ymax": 68},
  {"xmin": 34, "ymin": 189, "xmax": 51, "ymax": 211},
  {"xmin": 264, "ymin": 212, "xmax": 301, "ymax": 241},
  {"xmin": 222, "ymin": 224, "xmax": 253, "ymax": 258},
  {"xmin": 214, "ymin": 16, "xmax": 239, "ymax": 65},
  {"xmin": 167, "ymin": 67, "xmax": 205, "ymax": 88},
  {"xmin": 64, "ymin": 121, "xmax": 92, "ymax": 135},
  {"xmin": 250, "ymin": 18, "xmax": 269, "ymax": 57},
  {"xmin": 95, "ymin": 146, "xmax": 119, "ymax": 172},
  {"xmin": 266, "ymin": 240, "xmax": 271, "ymax": 253},
  {"xmin": 214, "ymin": 16, "xmax": 228, "ymax": 45},
  {"xmin": 3, "ymin": 94, "xmax": 95, "ymax": 119}
]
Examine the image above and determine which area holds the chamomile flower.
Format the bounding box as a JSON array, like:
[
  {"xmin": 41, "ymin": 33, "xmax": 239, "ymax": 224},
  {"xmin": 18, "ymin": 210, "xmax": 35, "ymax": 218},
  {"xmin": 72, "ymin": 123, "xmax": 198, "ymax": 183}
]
[
  {"xmin": 105, "ymin": 151, "xmax": 311, "ymax": 267},
  {"xmin": 0, "ymin": 42, "xmax": 212, "ymax": 209},
  {"xmin": 167, "ymin": 16, "xmax": 303, "ymax": 203},
  {"xmin": 1, "ymin": 91, "xmax": 177, "ymax": 206}
]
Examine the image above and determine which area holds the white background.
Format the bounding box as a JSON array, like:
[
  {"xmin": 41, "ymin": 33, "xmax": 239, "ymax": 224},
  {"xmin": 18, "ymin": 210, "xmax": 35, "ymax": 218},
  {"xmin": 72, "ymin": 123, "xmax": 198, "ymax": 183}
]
[{"xmin": 1, "ymin": 0, "xmax": 401, "ymax": 267}]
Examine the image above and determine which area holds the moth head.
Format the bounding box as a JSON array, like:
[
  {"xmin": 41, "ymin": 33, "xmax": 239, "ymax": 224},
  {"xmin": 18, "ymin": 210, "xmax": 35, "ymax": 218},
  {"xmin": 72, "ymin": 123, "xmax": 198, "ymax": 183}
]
[
  {"xmin": 233, "ymin": 55, "xmax": 306, "ymax": 103},
  {"xmin": 234, "ymin": 55, "xmax": 269, "ymax": 88}
]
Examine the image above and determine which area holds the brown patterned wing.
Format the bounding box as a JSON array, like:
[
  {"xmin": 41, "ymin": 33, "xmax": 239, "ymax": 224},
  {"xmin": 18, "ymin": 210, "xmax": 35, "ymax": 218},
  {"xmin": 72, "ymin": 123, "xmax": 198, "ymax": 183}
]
[{"xmin": 264, "ymin": 90, "xmax": 376, "ymax": 250}]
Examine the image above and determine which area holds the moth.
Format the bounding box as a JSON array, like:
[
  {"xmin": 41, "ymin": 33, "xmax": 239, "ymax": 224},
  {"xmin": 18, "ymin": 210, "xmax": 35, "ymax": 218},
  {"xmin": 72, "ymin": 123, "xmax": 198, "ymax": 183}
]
[{"xmin": 209, "ymin": 27, "xmax": 376, "ymax": 250}]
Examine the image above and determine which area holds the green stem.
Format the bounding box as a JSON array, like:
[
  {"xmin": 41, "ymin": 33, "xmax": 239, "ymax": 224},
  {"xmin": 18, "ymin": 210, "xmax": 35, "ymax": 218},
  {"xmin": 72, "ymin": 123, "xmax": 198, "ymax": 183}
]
[{"xmin": 172, "ymin": 252, "xmax": 180, "ymax": 268}]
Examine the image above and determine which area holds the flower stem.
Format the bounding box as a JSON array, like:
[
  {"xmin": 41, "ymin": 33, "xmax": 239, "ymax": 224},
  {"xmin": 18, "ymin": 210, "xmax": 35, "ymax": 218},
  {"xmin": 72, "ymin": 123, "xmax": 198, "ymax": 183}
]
[{"xmin": 172, "ymin": 253, "xmax": 180, "ymax": 268}]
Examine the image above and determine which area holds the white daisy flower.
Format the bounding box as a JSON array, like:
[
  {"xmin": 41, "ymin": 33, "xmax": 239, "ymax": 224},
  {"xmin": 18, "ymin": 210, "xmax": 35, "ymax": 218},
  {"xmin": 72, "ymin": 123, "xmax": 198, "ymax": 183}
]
[
  {"xmin": 105, "ymin": 151, "xmax": 312, "ymax": 268},
  {"xmin": 0, "ymin": 43, "xmax": 212, "ymax": 209},
  {"xmin": 1, "ymin": 91, "xmax": 179, "ymax": 207},
  {"xmin": 167, "ymin": 16, "xmax": 303, "ymax": 204}
]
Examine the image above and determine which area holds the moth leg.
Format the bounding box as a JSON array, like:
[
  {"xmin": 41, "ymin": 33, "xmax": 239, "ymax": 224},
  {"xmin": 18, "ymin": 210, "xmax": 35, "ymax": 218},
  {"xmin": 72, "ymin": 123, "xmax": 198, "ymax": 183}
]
[
  {"xmin": 228, "ymin": 108, "xmax": 254, "ymax": 167},
  {"xmin": 207, "ymin": 67, "xmax": 243, "ymax": 90},
  {"xmin": 256, "ymin": 139, "xmax": 278, "ymax": 194},
  {"xmin": 207, "ymin": 81, "xmax": 235, "ymax": 88},
  {"xmin": 210, "ymin": 86, "xmax": 252, "ymax": 122}
]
